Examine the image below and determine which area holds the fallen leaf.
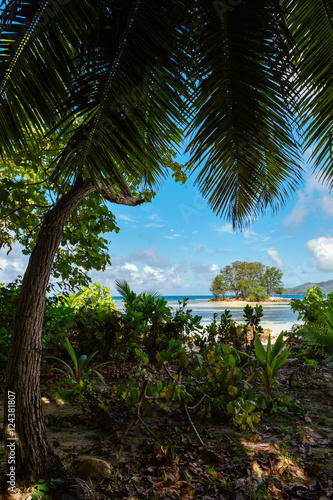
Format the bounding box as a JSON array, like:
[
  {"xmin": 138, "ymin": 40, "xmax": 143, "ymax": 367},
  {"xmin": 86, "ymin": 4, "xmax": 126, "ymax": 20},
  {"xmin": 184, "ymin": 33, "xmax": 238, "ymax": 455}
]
[{"xmin": 304, "ymin": 412, "xmax": 312, "ymax": 423}]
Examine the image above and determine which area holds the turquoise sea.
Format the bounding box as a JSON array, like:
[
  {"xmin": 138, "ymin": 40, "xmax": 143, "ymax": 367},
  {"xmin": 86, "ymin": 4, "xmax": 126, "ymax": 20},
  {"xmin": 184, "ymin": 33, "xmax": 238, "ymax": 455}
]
[{"xmin": 113, "ymin": 295, "xmax": 304, "ymax": 335}]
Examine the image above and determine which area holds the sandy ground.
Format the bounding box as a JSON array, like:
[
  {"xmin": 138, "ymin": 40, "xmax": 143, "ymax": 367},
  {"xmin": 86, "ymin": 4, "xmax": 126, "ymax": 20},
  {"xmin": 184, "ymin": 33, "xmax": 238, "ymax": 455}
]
[
  {"xmin": 208, "ymin": 297, "xmax": 290, "ymax": 307},
  {"xmin": 206, "ymin": 297, "xmax": 298, "ymax": 337}
]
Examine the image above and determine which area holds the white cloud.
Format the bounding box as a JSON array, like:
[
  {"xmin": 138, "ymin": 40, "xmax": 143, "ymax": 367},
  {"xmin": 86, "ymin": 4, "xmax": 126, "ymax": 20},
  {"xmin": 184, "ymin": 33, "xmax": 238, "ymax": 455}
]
[
  {"xmin": 267, "ymin": 249, "xmax": 283, "ymax": 268},
  {"xmin": 190, "ymin": 261, "xmax": 218, "ymax": 275},
  {"xmin": 244, "ymin": 229, "xmax": 271, "ymax": 243},
  {"xmin": 90, "ymin": 255, "xmax": 189, "ymax": 294},
  {"xmin": 283, "ymin": 192, "xmax": 308, "ymax": 227},
  {"xmin": 164, "ymin": 234, "xmax": 182, "ymax": 240},
  {"xmin": 319, "ymin": 195, "xmax": 333, "ymax": 217},
  {"xmin": 143, "ymin": 265, "xmax": 165, "ymax": 282},
  {"xmin": 144, "ymin": 223, "xmax": 163, "ymax": 228},
  {"xmin": 128, "ymin": 247, "xmax": 170, "ymax": 268},
  {"xmin": 147, "ymin": 213, "xmax": 163, "ymax": 222},
  {"xmin": 122, "ymin": 263, "xmax": 139, "ymax": 272},
  {"xmin": 283, "ymin": 176, "xmax": 333, "ymax": 228},
  {"xmin": 0, "ymin": 244, "xmax": 27, "ymax": 283},
  {"xmin": 216, "ymin": 223, "xmax": 234, "ymax": 234},
  {"xmin": 307, "ymin": 237, "xmax": 333, "ymax": 271},
  {"xmin": 117, "ymin": 214, "xmax": 138, "ymax": 223}
]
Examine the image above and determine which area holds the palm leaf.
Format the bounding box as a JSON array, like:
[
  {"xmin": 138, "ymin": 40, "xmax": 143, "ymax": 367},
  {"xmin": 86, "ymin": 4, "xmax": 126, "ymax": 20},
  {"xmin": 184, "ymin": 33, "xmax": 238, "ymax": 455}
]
[
  {"xmin": 115, "ymin": 279, "xmax": 133, "ymax": 302},
  {"xmin": 285, "ymin": 0, "xmax": 333, "ymax": 187},
  {"xmin": 187, "ymin": 0, "xmax": 302, "ymax": 228},
  {"xmin": 0, "ymin": 0, "xmax": 188, "ymax": 194}
]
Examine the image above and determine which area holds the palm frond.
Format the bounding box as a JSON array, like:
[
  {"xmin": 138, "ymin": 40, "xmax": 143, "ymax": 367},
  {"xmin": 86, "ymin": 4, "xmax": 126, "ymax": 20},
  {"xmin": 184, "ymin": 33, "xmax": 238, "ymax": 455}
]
[
  {"xmin": 139, "ymin": 289, "xmax": 161, "ymax": 300},
  {"xmin": 115, "ymin": 279, "xmax": 133, "ymax": 302},
  {"xmin": 0, "ymin": 0, "xmax": 189, "ymax": 193},
  {"xmin": 285, "ymin": 0, "xmax": 333, "ymax": 187},
  {"xmin": 0, "ymin": 0, "xmax": 188, "ymax": 195},
  {"xmin": 187, "ymin": 0, "xmax": 302, "ymax": 229}
]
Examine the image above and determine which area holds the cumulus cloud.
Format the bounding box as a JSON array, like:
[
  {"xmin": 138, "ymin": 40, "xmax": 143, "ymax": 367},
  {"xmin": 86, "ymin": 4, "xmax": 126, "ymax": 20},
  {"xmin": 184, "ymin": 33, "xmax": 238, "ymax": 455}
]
[
  {"xmin": 284, "ymin": 176, "xmax": 333, "ymax": 228},
  {"xmin": 216, "ymin": 223, "xmax": 234, "ymax": 234},
  {"xmin": 190, "ymin": 261, "xmax": 219, "ymax": 275},
  {"xmin": 0, "ymin": 244, "xmax": 27, "ymax": 283},
  {"xmin": 267, "ymin": 249, "xmax": 283, "ymax": 268},
  {"xmin": 122, "ymin": 263, "xmax": 139, "ymax": 272},
  {"xmin": 283, "ymin": 192, "xmax": 308, "ymax": 227},
  {"xmin": 307, "ymin": 237, "xmax": 333, "ymax": 271},
  {"xmin": 89, "ymin": 252, "xmax": 189, "ymax": 294},
  {"xmin": 319, "ymin": 195, "xmax": 333, "ymax": 217},
  {"xmin": 128, "ymin": 247, "xmax": 170, "ymax": 268}
]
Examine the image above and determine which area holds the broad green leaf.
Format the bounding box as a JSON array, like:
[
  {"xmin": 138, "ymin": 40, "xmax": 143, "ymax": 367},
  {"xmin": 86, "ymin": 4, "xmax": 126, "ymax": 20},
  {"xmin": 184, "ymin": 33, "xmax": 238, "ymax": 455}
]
[{"xmin": 254, "ymin": 334, "xmax": 266, "ymax": 364}]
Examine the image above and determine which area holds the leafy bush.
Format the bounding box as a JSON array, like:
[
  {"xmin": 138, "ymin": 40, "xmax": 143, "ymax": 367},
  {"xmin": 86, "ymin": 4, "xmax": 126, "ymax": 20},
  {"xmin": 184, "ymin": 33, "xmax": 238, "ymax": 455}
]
[
  {"xmin": 294, "ymin": 307, "xmax": 333, "ymax": 364},
  {"xmin": 115, "ymin": 280, "xmax": 202, "ymax": 358},
  {"xmin": 248, "ymin": 332, "xmax": 294, "ymax": 395},
  {"xmin": 0, "ymin": 327, "xmax": 11, "ymax": 361},
  {"xmin": 0, "ymin": 279, "xmax": 21, "ymax": 331},
  {"xmin": 118, "ymin": 338, "xmax": 261, "ymax": 434},
  {"xmin": 0, "ymin": 280, "xmax": 21, "ymax": 360},
  {"xmin": 44, "ymin": 282, "xmax": 120, "ymax": 357},
  {"xmin": 290, "ymin": 287, "xmax": 333, "ymax": 364},
  {"xmin": 290, "ymin": 286, "xmax": 333, "ymax": 324},
  {"xmin": 195, "ymin": 305, "xmax": 265, "ymax": 353},
  {"xmin": 47, "ymin": 338, "xmax": 110, "ymax": 401}
]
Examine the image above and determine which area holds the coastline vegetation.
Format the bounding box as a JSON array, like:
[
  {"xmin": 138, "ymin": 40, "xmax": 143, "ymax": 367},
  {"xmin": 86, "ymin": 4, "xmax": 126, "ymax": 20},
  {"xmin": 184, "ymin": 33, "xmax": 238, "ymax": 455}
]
[
  {"xmin": 1, "ymin": 281, "xmax": 333, "ymax": 498},
  {"xmin": 210, "ymin": 261, "xmax": 284, "ymax": 301}
]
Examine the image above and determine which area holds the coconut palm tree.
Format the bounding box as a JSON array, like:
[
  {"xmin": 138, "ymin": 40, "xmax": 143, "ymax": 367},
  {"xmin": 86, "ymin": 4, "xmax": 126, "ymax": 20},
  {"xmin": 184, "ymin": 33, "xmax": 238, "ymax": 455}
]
[{"xmin": 1, "ymin": 0, "xmax": 333, "ymax": 486}]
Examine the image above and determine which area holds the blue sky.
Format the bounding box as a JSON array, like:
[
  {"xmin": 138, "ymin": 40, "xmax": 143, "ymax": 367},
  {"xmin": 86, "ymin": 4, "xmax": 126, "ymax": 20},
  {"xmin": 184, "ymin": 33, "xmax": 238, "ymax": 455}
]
[{"xmin": 1, "ymin": 150, "xmax": 333, "ymax": 295}]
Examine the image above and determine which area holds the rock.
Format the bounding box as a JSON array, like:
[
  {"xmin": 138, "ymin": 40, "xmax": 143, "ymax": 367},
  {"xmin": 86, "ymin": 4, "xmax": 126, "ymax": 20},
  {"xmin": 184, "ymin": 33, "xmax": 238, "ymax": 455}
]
[
  {"xmin": 74, "ymin": 458, "xmax": 112, "ymax": 481},
  {"xmin": 66, "ymin": 477, "xmax": 103, "ymax": 499},
  {"xmin": 234, "ymin": 476, "xmax": 262, "ymax": 500}
]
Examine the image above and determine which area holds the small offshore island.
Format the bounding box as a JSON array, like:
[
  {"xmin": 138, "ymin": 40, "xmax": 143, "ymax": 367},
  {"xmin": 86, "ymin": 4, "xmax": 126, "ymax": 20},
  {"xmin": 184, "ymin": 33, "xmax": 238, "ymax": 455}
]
[{"xmin": 209, "ymin": 262, "xmax": 289, "ymax": 307}]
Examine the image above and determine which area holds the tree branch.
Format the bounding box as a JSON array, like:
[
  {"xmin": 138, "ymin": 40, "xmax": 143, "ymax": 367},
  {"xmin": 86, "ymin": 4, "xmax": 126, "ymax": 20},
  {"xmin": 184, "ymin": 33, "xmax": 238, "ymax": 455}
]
[{"xmin": 94, "ymin": 179, "xmax": 144, "ymax": 207}]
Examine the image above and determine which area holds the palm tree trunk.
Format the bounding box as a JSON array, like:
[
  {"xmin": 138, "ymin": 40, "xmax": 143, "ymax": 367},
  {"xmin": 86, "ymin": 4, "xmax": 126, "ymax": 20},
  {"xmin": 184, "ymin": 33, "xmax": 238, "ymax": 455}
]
[{"xmin": 3, "ymin": 179, "xmax": 143, "ymax": 485}]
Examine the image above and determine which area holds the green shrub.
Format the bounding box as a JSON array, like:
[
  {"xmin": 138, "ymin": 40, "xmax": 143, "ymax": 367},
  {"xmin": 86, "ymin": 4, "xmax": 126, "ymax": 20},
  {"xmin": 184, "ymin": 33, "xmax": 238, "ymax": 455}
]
[
  {"xmin": 248, "ymin": 332, "xmax": 294, "ymax": 395},
  {"xmin": 0, "ymin": 327, "xmax": 11, "ymax": 361},
  {"xmin": 115, "ymin": 280, "xmax": 202, "ymax": 358},
  {"xmin": 0, "ymin": 279, "xmax": 21, "ymax": 331},
  {"xmin": 47, "ymin": 338, "xmax": 110, "ymax": 401},
  {"xmin": 290, "ymin": 286, "xmax": 332, "ymax": 324},
  {"xmin": 44, "ymin": 282, "xmax": 120, "ymax": 357}
]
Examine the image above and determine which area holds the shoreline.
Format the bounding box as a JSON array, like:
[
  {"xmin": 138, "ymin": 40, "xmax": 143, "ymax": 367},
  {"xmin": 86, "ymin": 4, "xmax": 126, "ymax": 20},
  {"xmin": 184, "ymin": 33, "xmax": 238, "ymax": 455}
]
[{"xmin": 208, "ymin": 297, "xmax": 290, "ymax": 306}]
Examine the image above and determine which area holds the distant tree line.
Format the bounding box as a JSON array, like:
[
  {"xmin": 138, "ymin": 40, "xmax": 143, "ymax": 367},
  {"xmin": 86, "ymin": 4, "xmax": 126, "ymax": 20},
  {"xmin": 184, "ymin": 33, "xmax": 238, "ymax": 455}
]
[{"xmin": 210, "ymin": 261, "xmax": 284, "ymax": 301}]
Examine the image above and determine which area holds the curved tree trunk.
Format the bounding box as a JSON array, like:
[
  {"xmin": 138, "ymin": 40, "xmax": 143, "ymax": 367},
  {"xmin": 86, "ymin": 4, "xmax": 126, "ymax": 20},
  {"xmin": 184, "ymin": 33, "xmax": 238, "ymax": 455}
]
[{"xmin": 3, "ymin": 179, "xmax": 143, "ymax": 486}]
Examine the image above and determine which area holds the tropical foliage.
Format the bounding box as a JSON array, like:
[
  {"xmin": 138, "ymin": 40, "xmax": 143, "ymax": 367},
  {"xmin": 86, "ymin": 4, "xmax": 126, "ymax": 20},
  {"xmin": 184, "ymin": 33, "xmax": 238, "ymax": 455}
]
[
  {"xmin": 210, "ymin": 261, "xmax": 284, "ymax": 300},
  {"xmin": 2, "ymin": 0, "xmax": 333, "ymax": 487},
  {"xmin": 248, "ymin": 332, "xmax": 294, "ymax": 396},
  {"xmin": 290, "ymin": 287, "xmax": 333, "ymax": 364},
  {"xmin": 0, "ymin": 0, "xmax": 311, "ymax": 231},
  {"xmin": 47, "ymin": 338, "xmax": 110, "ymax": 401}
]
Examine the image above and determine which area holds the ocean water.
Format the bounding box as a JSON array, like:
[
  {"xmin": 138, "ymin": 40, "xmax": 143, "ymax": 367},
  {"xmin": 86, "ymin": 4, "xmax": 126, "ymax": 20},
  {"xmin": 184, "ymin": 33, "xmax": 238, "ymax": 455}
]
[{"xmin": 112, "ymin": 295, "xmax": 304, "ymax": 335}]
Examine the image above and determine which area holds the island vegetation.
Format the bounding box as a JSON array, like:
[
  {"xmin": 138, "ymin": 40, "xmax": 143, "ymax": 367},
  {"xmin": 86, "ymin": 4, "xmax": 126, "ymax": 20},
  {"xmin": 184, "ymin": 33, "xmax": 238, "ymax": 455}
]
[{"xmin": 210, "ymin": 261, "xmax": 285, "ymax": 301}]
